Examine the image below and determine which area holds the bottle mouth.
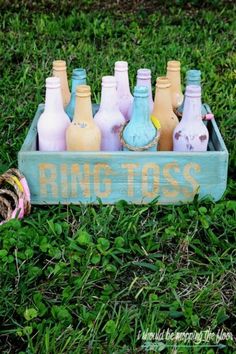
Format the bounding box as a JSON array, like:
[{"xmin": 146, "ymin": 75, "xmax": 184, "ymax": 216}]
[
  {"xmin": 72, "ymin": 68, "xmax": 86, "ymax": 80},
  {"xmin": 102, "ymin": 75, "xmax": 116, "ymax": 87},
  {"xmin": 53, "ymin": 60, "xmax": 67, "ymax": 71},
  {"xmin": 185, "ymin": 85, "xmax": 201, "ymax": 97},
  {"xmin": 133, "ymin": 85, "xmax": 148, "ymax": 97},
  {"xmin": 115, "ymin": 61, "xmax": 128, "ymax": 72},
  {"xmin": 46, "ymin": 77, "xmax": 61, "ymax": 88},
  {"xmin": 137, "ymin": 68, "xmax": 151, "ymax": 79},
  {"xmin": 186, "ymin": 69, "xmax": 201, "ymax": 81},
  {"xmin": 76, "ymin": 84, "xmax": 91, "ymax": 97},
  {"xmin": 167, "ymin": 60, "xmax": 181, "ymax": 71},
  {"xmin": 156, "ymin": 76, "xmax": 171, "ymax": 88}
]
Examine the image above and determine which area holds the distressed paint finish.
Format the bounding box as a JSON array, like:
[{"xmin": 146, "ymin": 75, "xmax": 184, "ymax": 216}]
[{"xmin": 18, "ymin": 104, "xmax": 228, "ymax": 205}]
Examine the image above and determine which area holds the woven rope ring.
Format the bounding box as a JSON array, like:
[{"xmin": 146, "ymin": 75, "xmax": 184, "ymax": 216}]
[{"xmin": 119, "ymin": 121, "xmax": 160, "ymax": 151}]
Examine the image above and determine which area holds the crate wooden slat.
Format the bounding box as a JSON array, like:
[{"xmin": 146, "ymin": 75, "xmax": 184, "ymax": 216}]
[{"xmin": 18, "ymin": 104, "xmax": 228, "ymax": 205}]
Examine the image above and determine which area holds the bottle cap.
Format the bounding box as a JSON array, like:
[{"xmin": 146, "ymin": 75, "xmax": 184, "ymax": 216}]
[
  {"xmin": 167, "ymin": 60, "xmax": 181, "ymax": 71},
  {"xmin": 156, "ymin": 76, "xmax": 171, "ymax": 88},
  {"xmin": 185, "ymin": 85, "xmax": 201, "ymax": 97},
  {"xmin": 186, "ymin": 69, "xmax": 201, "ymax": 82},
  {"xmin": 137, "ymin": 68, "xmax": 151, "ymax": 79},
  {"xmin": 115, "ymin": 61, "xmax": 128, "ymax": 72},
  {"xmin": 133, "ymin": 85, "xmax": 148, "ymax": 97},
  {"xmin": 46, "ymin": 77, "xmax": 61, "ymax": 88},
  {"xmin": 53, "ymin": 60, "xmax": 67, "ymax": 71},
  {"xmin": 102, "ymin": 75, "xmax": 116, "ymax": 87},
  {"xmin": 76, "ymin": 85, "xmax": 91, "ymax": 97},
  {"xmin": 72, "ymin": 68, "xmax": 86, "ymax": 80}
]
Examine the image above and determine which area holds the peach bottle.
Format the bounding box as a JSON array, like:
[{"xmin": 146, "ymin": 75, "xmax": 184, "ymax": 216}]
[
  {"xmin": 66, "ymin": 85, "xmax": 101, "ymax": 151},
  {"xmin": 152, "ymin": 77, "xmax": 179, "ymax": 151},
  {"xmin": 53, "ymin": 60, "xmax": 71, "ymax": 107},
  {"xmin": 166, "ymin": 60, "xmax": 184, "ymax": 110},
  {"xmin": 37, "ymin": 77, "xmax": 70, "ymax": 151}
]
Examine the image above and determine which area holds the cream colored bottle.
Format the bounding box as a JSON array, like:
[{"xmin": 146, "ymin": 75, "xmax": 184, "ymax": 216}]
[
  {"xmin": 152, "ymin": 77, "xmax": 179, "ymax": 151},
  {"xmin": 166, "ymin": 60, "xmax": 183, "ymax": 110},
  {"xmin": 53, "ymin": 60, "xmax": 71, "ymax": 107},
  {"xmin": 66, "ymin": 85, "xmax": 101, "ymax": 151}
]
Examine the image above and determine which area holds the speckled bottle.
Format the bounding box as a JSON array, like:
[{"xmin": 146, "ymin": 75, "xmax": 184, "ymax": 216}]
[
  {"xmin": 66, "ymin": 68, "xmax": 86, "ymax": 121},
  {"xmin": 66, "ymin": 85, "xmax": 101, "ymax": 151},
  {"xmin": 122, "ymin": 86, "xmax": 157, "ymax": 151},
  {"xmin": 173, "ymin": 85, "xmax": 209, "ymax": 152},
  {"xmin": 94, "ymin": 76, "xmax": 125, "ymax": 151}
]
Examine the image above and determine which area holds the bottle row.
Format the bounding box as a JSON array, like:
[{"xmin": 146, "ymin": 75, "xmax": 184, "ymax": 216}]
[{"xmin": 37, "ymin": 60, "xmax": 213, "ymax": 153}]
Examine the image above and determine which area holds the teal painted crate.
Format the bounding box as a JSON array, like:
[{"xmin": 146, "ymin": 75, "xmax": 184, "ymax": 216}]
[{"xmin": 18, "ymin": 104, "xmax": 228, "ymax": 205}]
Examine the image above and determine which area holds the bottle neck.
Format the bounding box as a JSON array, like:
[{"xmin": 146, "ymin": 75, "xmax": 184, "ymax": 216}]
[
  {"xmin": 167, "ymin": 70, "xmax": 181, "ymax": 92},
  {"xmin": 73, "ymin": 95, "xmax": 93, "ymax": 123},
  {"xmin": 71, "ymin": 77, "xmax": 86, "ymax": 94},
  {"xmin": 186, "ymin": 78, "xmax": 201, "ymax": 86},
  {"xmin": 154, "ymin": 87, "xmax": 173, "ymax": 113},
  {"xmin": 137, "ymin": 77, "xmax": 153, "ymax": 102},
  {"xmin": 131, "ymin": 95, "xmax": 150, "ymax": 124},
  {"xmin": 45, "ymin": 86, "xmax": 64, "ymax": 113},
  {"xmin": 100, "ymin": 86, "xmax": 118, "ymax": 110},
  {"xmin": 115, "ymin": 70, "xmax": 131, "ymax": 95},
  {"xmin": 182, "ymin": 95, "xmax": 202, "ymax": 122}
]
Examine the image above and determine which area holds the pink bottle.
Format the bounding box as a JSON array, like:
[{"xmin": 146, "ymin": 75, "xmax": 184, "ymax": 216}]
[
  {"xmin": 173, "ymin": 85, "xmax": 209, "ymax": 152},
  {"xmin": 94, "ymin": 76, "xmax": 125, "ymax": 151},
  {"xmin": 37, "ymin": 77, "xmax": 70, "ymax": 151},
  {"xmin": 136, "ymin": 68, "xmax": 153, "ymax": 113},
  {"xmin": 114, "ymin": 61, "xmax": 133, "ymax": 121}
]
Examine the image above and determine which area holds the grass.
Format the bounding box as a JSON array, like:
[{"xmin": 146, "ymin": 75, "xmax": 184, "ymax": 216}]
[{"xmin": 0, "ymin": 1, "xmax": 236, "ymax": 353}]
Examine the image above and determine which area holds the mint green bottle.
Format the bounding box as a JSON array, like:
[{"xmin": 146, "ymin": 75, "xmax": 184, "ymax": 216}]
[
  {"xmin": 122, "ymin": 86, "xmax": 157, "ymax": 151},
  {"xmin": 66, "ymin": 68, "xmax": 86, "ymax": 120}
]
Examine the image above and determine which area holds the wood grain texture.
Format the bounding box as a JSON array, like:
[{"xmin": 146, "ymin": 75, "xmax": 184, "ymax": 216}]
[{"xmin": 18, "ymin": 105, "xmax": 228, "ymax": 205}]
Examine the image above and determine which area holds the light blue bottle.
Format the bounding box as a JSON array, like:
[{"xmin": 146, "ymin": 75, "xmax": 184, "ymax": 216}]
[
  {"xmin": 177, "ymin": 70, "xmax": 213, "ymax": 119},
  {"xmin": 122, "ymin": 86, "xmax": 157, "ymax": 151},
  {"xmin": 66, "ymin": 68, "xmax": 86, "ymax": 121}
]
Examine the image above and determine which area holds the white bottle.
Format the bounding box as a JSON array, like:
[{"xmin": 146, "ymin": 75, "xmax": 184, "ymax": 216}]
[
  {"xmin": 94, "ymin": 76, "xmax": 125, "ymax": 151},
  {"xmin": 114, "ymin": 61, "xmax": 133, "ymax": 121},
  {"xmin": 37, "ymin": 77, "xmax": 70, "ymax": 151}
]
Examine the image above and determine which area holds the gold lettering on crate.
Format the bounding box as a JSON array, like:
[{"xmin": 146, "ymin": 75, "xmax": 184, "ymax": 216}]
[
  {"xmin": 60, "ymin": 164, "xmax": 68, "ymax": 198},
  {"xmin": 39, "ymin": 163, "xmax": 58, "ymax": 198},
  {"xmin": 142, "ymin": 163, "xmax": 160, "ymax": 198},
  {"xmin": 162, "ymin": 162, "xmax": 180, "ymax": 198},
  {"xmin": 121, "ymin": 163, "xmax": 139, "ymax": 197},
  {"xmin": 71, "ymin": 163, "xmax": 90, "ymax": 198},
  {"xmin": 182, "ymin": 163, "xmax": 201, "ymax": 197},
  {"xmin": 94, "ymin": 163, "xmax": 112, "ymax": 198}
]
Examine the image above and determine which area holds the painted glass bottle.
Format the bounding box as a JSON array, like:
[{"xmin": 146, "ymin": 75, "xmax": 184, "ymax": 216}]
[
  {"xmin": 122, "ymin": 86, "xmax": 157, "ymax": 151},
  {"xmin": 94, "ymin": 76, "xmax": 125, "ymax": 151},
  {"xmin": 65, "ymin": 68, "xmax": 86, "ymax": 121},
  {"xmin": 136, "ymin": 68, "xmax": 154, "ymax": 113},
  {"xmin": 177, "ymin": 70, "xmax": 214, "ymax": 120},
  {"xmin": 66, "ymin": 85, "xmax": 101, "ymax": 151},
  {"xmin": 53, "ymin": 60, "xmax": 71, "ymax": 107},
  {"xmin": 37, "ymin": 77, "xmax": 70, "ymax": 151},
  {"xmin": 173, "ymin": 85, "xmax": 209, "ymax": 152},
  {"xmin": 114, "ymin": 61, "xmax": 133, "ymax": 120},
  {"xmin": 152, "ymin": 77, "xmax": 179, "ymax": 151},
  {"xmin": 166, "ymin": 60, "xmax": 183, "ymax": 110}
]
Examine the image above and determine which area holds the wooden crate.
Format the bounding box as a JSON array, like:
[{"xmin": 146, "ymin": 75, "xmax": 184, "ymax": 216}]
[{"xmin": 18, "ymin": 104, "xmax": 228, "ymax": 205}]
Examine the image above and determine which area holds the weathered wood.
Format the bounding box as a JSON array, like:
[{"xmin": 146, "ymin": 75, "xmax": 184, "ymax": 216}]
[{"xmin": 18, "ymin": 105, "xmax": 228, "ymax": 205}]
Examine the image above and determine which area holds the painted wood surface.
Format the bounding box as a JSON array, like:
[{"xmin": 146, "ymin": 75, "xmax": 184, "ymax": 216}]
[{"xmin": 18, "ymin": 104, "xmax": 228, "ymax": 205}]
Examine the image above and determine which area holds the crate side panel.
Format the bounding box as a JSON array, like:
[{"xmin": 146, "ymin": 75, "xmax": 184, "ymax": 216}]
[{"xmin": 18, "ymin": 152, "xmax": 228, "ymax": 204}]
